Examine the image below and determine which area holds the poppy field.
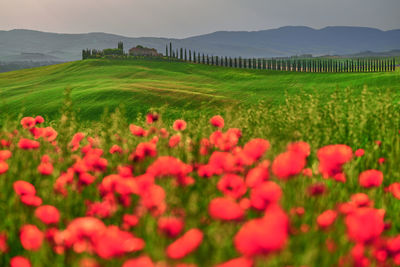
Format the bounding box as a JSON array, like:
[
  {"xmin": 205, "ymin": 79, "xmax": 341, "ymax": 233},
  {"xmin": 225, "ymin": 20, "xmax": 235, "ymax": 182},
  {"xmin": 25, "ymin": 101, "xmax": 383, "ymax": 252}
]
[{"xmin": 0, "ymin": 85, "xmax": 399, "ymax": 267}]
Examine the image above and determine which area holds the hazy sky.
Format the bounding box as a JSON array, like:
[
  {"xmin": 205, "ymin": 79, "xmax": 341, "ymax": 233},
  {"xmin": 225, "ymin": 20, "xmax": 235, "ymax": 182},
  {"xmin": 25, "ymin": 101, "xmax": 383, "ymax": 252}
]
[{"xmin": 1, "ymin": 0, "xmax": 399, "ymax": 38}]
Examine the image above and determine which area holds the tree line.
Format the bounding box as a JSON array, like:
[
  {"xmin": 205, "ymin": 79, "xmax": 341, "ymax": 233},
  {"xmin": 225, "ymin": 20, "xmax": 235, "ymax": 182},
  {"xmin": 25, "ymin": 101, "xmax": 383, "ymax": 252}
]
[
  {"xmin": 82, "ymin": 42, "xmax": 124, "ymax": 59},
  {"xmin": 165, "ymin": 43, "xmax": 397, "ymax": 72}
]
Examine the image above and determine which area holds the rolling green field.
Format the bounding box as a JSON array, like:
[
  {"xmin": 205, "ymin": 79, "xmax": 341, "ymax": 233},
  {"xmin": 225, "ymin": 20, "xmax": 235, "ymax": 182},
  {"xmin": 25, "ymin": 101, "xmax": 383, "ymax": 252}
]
[
  {"xmin": 1, "ymin": 59, "xmax": 400, "ymax": 266},
  {"xmin": 0, "ymin": 59, "xmax": 399, "ymax": 121}
]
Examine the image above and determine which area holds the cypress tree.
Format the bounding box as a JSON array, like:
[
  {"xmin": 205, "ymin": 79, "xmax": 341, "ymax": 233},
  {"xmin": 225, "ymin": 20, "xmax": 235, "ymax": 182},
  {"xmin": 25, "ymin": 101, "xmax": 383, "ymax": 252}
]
[
  {"xmin": 165, "ymin": 45, "xmax": 168, "ymax": 57},
  {"xmin": 184, "ymin": 49, "xmax": 187, "ymax": 61},
  {"xmin": 198, "ymin": 53, "xmax": 201, "ymax": 63},
  {"xmin": 211, "ymin": 56, "xmax": 214, "ymax": 65},
  {"xmin": 386, "ymin": 58, "xmax": 389, "ymax": 72},
  {"xmin": 169, "ymin": 43, "xmax": 172, "ymax": 59},
  {"xmin": 118, "ymin": 41, "xmax": 124, "ymax": 51},
  {"xmin": 189, "ymin": 50, "xmax": 192, "ymax": 62}
]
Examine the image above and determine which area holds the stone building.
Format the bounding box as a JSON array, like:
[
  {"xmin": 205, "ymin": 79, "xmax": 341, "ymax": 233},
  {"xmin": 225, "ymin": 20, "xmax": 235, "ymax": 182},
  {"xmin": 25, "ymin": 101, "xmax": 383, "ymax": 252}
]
[{"xmin": 129, "ymin": 45, "xmax": 160, "ymax": 57}]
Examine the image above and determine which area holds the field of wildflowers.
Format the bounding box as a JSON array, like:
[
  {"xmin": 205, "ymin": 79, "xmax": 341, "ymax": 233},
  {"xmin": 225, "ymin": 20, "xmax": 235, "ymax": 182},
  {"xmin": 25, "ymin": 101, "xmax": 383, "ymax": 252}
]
[{"xmin": 0, "ymin": 87, "xmax": 399, "ymax": 267}]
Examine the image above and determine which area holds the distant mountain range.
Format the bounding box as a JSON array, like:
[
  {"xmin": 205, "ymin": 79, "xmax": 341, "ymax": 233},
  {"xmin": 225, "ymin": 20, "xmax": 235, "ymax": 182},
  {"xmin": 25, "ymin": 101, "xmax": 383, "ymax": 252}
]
[{"xmin": 0, "ymin": 26, "xmax": 399, "ymax": 64}]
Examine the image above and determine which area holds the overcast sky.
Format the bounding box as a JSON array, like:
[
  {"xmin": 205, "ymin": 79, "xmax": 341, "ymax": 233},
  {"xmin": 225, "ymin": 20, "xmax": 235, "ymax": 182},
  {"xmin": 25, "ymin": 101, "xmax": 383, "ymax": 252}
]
[{"xmin": 1, "ymin": 0, "xmax": 399, "ymax": 38}]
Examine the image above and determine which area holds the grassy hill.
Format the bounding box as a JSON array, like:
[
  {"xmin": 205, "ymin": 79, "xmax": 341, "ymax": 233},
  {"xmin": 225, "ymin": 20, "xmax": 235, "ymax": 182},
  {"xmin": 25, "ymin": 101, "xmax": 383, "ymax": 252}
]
[{"xmin": 0, "ymin": 58, "xmax": 399, "ymax": 121}]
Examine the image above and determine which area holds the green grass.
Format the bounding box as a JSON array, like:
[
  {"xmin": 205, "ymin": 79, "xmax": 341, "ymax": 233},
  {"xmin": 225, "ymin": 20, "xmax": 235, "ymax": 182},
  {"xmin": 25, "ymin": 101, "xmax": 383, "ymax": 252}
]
[
  {"xmin": 0, "ymin": 58, "xmax": 399, "ymax": 121},
  {"xmin": 0, "ymin": 87, "xmax": 399, "ymax": 266},
  {"xmin": 1, "ymin": 59, "xmax": 400, "ymax": 266}
]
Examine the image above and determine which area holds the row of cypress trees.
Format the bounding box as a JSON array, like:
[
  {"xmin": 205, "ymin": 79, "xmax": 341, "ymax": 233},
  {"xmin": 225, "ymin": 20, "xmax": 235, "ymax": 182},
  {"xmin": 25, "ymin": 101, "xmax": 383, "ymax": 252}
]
[{"xmin": 165, "ymin": 43, "xmax": 397, "ymax": 72}]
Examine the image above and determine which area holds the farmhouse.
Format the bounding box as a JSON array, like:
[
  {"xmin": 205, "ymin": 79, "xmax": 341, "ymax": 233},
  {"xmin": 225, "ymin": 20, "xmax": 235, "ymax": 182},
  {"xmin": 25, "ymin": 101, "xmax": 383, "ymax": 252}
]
[{"xmin": 129, "ymin": 45, "xmax": 161, "ymax": 57}]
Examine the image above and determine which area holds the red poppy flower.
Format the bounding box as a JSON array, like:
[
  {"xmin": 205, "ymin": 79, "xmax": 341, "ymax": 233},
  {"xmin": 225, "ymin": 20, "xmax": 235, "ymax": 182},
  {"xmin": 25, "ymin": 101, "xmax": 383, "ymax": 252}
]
[
  {"xmin": 146, "ymin": 156, "xmax": 192, "ymax": 185},
  {"xmin": 169, "ymin": 134, "xmax": 181, "ymax": 148},
  {"xmin": 387, "ymin": 235, "xmax": 400, "ymax": 253},
  {"xmin": 217, "ymin": 174, "xmax": 247, "ymax": 199},
  {"xmin": 272, "ymin": 151, "xmax": 306, "ymax": 179},
  {"xmin": 307, "ymin": 183, "xmax": 327, "ymax": 196},
  {"xmin": 173, "ymin": 119, "xmax": 187, "ymax": 131},
  {"xmin": 158, "ymin": 217, "xmax": 184, "ymax": 238},
  {"xmin": 38, "ymin": 162, "xmax": 53, "ymax": 175},
  {"xmin": 21, "ymin": 195, "xmax": 43, "ymax": 206},
  {"xmin": 287, "ymin": 141, "xmax": 310, "ymax": 157},
  {"xmin": 0, "ymin": 232, "xmax": 8, "ymax": 253},
  {"xmin": 21, "ymin": 117, "xmax": 36, "ymax": 129},
  {"xmin": 132, "ymin": 142, "xmax": 157, "ymax": 161},
  {"xmin": 129, "ymin": 124, "xmax": 147, "ymax": 137},
  {"xmin": 317, "ymin": 144, "xmax": 352, "ymax": 178},
  {"xmin": 13, "ymin": 181, "xmax": 36, "ymax": 196},
  {"xmin": 41, "ymin": 127, "xmax": 58, "ymax": 142},
  {"xmin": 215, "ymin": 257, "xmax": 253, "ymax": 267},
  {"xmin": 245, "ymin": 165, "xmax": 269, "ymax": 188},
  {"xmin": 234, "ymin": 205, "xmax": 288, "ymax": 256},
  {"xmin": 345, "ymin": 207, "xmax": 385, "ymax": 243},
  {"xmin": 387, "ymin": 182, "xmax": 400, "ymax": 200},
  {"xmin": 79, "ymin": 258, "xmax": 100, "ymax": 267},
  {"xmin": 109, "ymin": 144, "xmax": 123, "ymax": 154},
  {"xmin": 0, "ymin": 150, "xmax": 12, "ymax": 161},
  {"xmin": 166, "ymin": 228, "xmax": 203, "ymax": 259},
  {"xmin": 242, "ymin": 138, "xmax": 270, "ymax": 163},
  {"xmin": 350, "ymin": 193, "xmax": 371, "ymax": 207},
  {"xmin": 123, "ymin": 256, "xmax": 155, "ymax": 267},
  {"xmin": 79, "ymin": 172, "xmax": 97, "ymax": 185},
  {"xmin": 211, "ymin": 128, "xmax": 241, "ymax": 151},
  {"xmin": 63, "ymin": 217, "xmax": 106, "ymax": 248},
  {"xmin": 359, "ymin": 170, "xmax": 383, "ymax": 188},
  {"xmin": 93, "ymin": 226, "xmax": 144, "ymax": 259},
  {"xmin": 210, "ymin": 115, "xmax": 224, "ymax": 128},
  {"xmin": 0, "ymin": 161, "xmax": 8, "ymax": 174},
  {"xmin": 10, "ymin": 256, "xmax": 31, "ymax": 267},
  {"xmin": 35, "ymin": 205, "xmax": 60, "ymax": 225},
  {"xmin": 209, "ymin": 197, "xmax": 244, "ymax": 221},
  {"xmin": 250, "ymin": 181, "xmax": 282, "ymax": 211},
  {"xmin": 20, "ymin": 224, "xmax": 44, "ymax": 251},
  {"xmin": 355, "ymin": 149, "xmax": 365, "ymax": 157},
  {"xmin": 146, "ymin": 112, "xmax": 159, "ymax": 124},
  {"xmin": 317, "ymin": 210, "xmax": 337, "ymax": 229},
  {"xmin": 123, "ymin": 214, "xmax": 139, "ymax": 229},
  {"xmin": 69, "ymin": 132, "xmax": 85, "ymax": 151},
  {"xmin": 18, "ymin": 138, "xmax": 40, "ymax": 150},
  {"xmin": 208, "ymin": 151, "xmax": 237, "ymax": 174},
  {"xmin": 302, "ymin": 168, "xmax": 312, "ymax": 177},
  {"xmin": 35, "ymin": 116, "xmax": 44, "ymax": 124}
]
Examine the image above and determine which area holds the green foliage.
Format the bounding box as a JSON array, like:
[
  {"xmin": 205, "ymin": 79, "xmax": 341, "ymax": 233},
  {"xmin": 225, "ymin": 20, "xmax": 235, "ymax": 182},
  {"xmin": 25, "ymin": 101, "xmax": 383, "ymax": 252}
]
[
  {"xmin": 0, "ymin": 59, "xmax": 399, "ymax": 123},
  {"xmin": 103, "ymin": 48, "xmax": 123, "ymax": 56},
  {"xmin": 1, "ymin": 86, "xmax": 400, "ymax": 266},
  {"xmin": 118, "ymin": 41, "xmax": 124, "ymax": 51}
]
